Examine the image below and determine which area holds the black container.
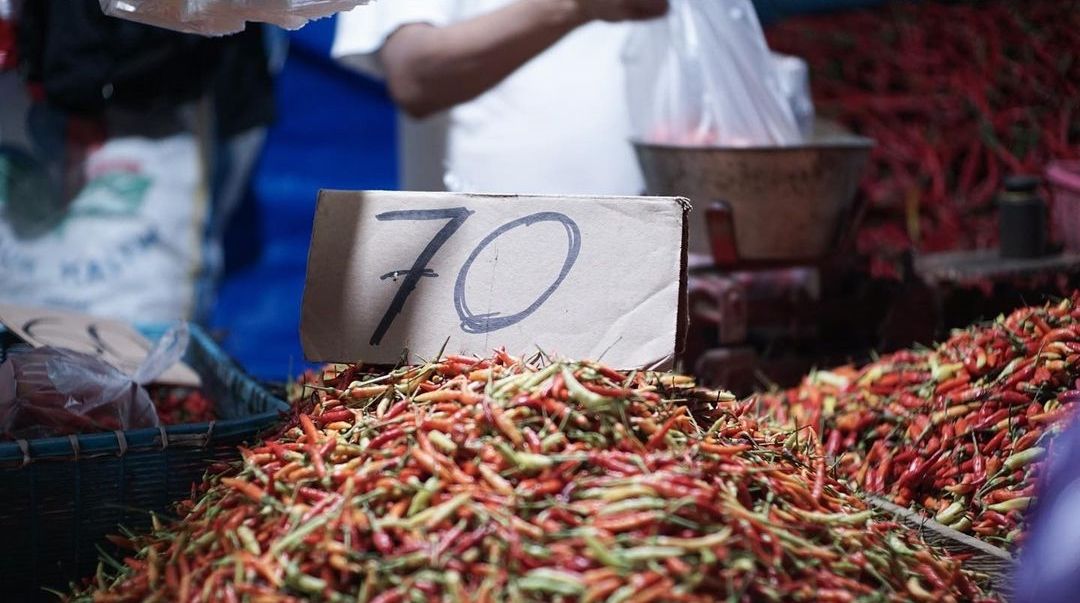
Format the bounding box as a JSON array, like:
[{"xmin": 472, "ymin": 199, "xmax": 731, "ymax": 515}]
[
  {"xmin": 999, "ymin": 175, "xmax": 1047, "ymax": 259},
  {"xmin": 0, "ymin": 325, "xmax": 289, "ymax": 601}
]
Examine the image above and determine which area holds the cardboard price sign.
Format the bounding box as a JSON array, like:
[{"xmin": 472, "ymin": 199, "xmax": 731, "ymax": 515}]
[
  {"xmin": 301, "ymin": 191, "xmax": 689, "ymax": 369},
  {"xmin": 0, "ymin": 304, "xmax": 201, "ymax": 386}
]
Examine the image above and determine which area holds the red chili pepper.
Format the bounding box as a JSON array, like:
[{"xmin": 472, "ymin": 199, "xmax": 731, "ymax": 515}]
[
  {"xmin": 645, "ymin": 407, "xmax": 688, "ymax": 451},
  {"xmin": 1013, "ymin": 430, "xmax": 1041, "ymax": 452},
  {"xmin": 267, "ymin": 441, "xmax": 291, "ymax": 463},
  {"xmin": 1040, "ymin": 327, "xmax": 1077, "ymax": 346},
  {"xmin": 299, "ymin": 414, "xmax": 320, "ymax": 442},
  {"xmin": 937, "ymin": 373, "xmax": 971, "ymax": 395},
  {"xmin": 700, "ymin": 443, "xmax": 752, "ymax": 456},
  {"xmin": 995, "ymin": 390, "xmax": 1032, "ymax": 406},
  {"xmin": 316, "ymin": 409, "xmax": 354, "ymax": 426},
  {"xmin": 383, "ymin": 400, "xmax": 410, "ymax": 421},
  {"xmin": 220, "ymin": 478, "xmax": 266, "ymax": 503},
  {"xmin": 982, "ymin": 429, "xmax": 1010, "ymax": 455},
  {"xmin": 824, "ymin": 428, "xmax": 842, "ymax": 458},
  {"xmin": 593, "ymin": 511, "xmax": 660, "ymax": 533},
  {"xmin": 591, "ymin": 453, "xmax": 640, "ymax": 474}
]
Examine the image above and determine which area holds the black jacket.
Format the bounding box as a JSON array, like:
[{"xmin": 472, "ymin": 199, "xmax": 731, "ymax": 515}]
[{"xmin": 17, "ymin": 0, "xmax": 273, "ymax": 135}]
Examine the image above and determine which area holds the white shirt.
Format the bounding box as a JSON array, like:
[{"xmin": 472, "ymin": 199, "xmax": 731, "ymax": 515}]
[{"xmin": 332, "ymin": 0, "xmax": 644, "ymax": 195}]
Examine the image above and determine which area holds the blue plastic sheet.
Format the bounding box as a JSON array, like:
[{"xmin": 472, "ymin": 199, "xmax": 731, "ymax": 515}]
[
  {"xmin": 210, "ymin": 17, "xmax": 396, "ymax": 380},
  {"xmin": 753, "ymin": 0, "xmax": 887, "ymax": 24}
]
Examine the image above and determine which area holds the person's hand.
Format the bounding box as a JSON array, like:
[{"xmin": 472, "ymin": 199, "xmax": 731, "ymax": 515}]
[{"xmin": 570, "ymin": 0, "xmax": 668, "ymax": 22}]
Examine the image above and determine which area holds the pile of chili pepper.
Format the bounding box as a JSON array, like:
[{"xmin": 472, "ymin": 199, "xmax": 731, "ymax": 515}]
[
  {"xmin": 767, "ymin": 1, "xmax": 1080, "ymax": 276},
  {"xmin": 150, "ymin": 387, "xmax": 215, "ymax": 426},
  {"xmin": 72, "ymin": 353, "xmax": 994, "ymax": 602},
  {"xmin": 757, "ymin": 294, "xmax": 1080, "ymax": 547}
]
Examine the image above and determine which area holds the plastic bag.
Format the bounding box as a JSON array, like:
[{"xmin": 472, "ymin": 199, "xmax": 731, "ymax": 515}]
[
  {"xmin": 1, "ymin": 125, "xmax": 205, "ymax": 321},
  {"xmin": 0, "ymin": 323, "xmax": 189, "ymax": 439},
  {"xmin": 99, "ymin": 0, "xmax": 372, "ymax": 36},
  {"xmin": 771, "ymin": 52, "xmax": 815, "ymax": 140},
  {"xmin": 624, "ymin": 0, "xmax": 805, "ymax": 147},
  {"xmin": 1013, "ymin": 387, "xmax": 1080, "ymax": 603}
]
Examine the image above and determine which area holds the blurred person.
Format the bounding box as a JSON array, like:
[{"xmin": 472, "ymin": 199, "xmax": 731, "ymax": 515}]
[
  {"xmin": 1013, "ymin": 405, "xmax": 1080, "ymax": 603},
  {"xmin": 0, "ymin": 0, "xmax": 274, "ymax": 323},
  {"xmin": 332, "ymin": 0, "xmax": 668, "ymax": 194}
]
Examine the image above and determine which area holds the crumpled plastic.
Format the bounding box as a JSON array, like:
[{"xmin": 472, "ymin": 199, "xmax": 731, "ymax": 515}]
[
  {"xmin": 99, "ymin": 0, "xmax": 373, "ymax": 36},
  {"xmin": 0, "ymin": 323, "xmax": 189, "ymax": 439},
  {"xmin": 771, "ymin": 52, "xmax": 816, "ymax": 140},
  {"xmin": 624, "ymin": 0, "xmax": 809, "ymax": 147}
]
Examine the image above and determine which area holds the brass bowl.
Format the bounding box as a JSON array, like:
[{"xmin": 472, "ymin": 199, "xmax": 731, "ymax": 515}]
[{"xmin": 634, "ymin": 127, "xmax": 873, "ymax": 263}]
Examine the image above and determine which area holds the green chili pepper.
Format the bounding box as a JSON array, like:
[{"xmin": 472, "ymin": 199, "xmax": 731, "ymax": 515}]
[
  {"xmin": 1004, "ymin": 447, "xmax": 1045, "ymax": 471},
  {"xmin": 516, "ymin": 568, "xmax": 585, "ymax": 596},
  {"xmin": 406, "ymin": 477, "xmax": 440, "ymax": 517}
]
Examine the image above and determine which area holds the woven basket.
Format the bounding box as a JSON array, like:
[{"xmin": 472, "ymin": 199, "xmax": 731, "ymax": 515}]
[{"xmin": 0, "ymin": 324, "xmax": 289, "ymax": 600}]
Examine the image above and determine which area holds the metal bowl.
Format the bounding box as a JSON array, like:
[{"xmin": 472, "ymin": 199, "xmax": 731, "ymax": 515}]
[{"xmin": 633, "ymin": 128, "xmax": 873, "ymax": 263}]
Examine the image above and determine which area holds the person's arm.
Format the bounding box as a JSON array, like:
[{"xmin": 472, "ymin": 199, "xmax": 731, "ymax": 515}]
[{"xmin": 380, "ymin": 0, "xmax": 667, "ymax": 118}]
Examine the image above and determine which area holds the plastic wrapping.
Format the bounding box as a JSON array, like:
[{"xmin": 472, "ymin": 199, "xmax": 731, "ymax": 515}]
[
  {"xmin": 624, "ymin": 0, "xmax": 806, "ymax": 147},
  {"xmin": 1013, "ymin": 387, "xmax": 1080, "ymax": 603},
  {"xmin": 0, "ymin": 0, "xmax": 16, "ymax": 72},
  {"xmin": 771, "ymin": 52, "xmax": 815, "ymax": 140},
  {"xmin": 0, "ymin": 323, "xmax": 189, "ymax": 439},
  {"xmin": 99, "ymin": 0, "xmax": 371, "ymax": 36}
]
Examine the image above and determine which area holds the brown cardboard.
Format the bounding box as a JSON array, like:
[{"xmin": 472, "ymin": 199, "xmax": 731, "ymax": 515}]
[
  {"xmin": 301, "ymin": 191, "xmax": 689, "ymax": 370},
  {"xmin": 0, "ymin": 304, "xmax": 201, "ymax": 386}
]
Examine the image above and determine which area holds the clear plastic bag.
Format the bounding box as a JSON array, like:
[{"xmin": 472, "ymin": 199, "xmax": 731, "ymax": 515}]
[
  {"xmin": 0, "ymin": 323, "xmax": 189, "ymax": 439},
  {"xmin": 771, "ymin": 52, "xmax": 815, "ymax": 140},
  {"xmin": 99, "ymin": 0, "xmax": 372, "ymax": 36},
  {"xmin": 624, "ymin": 0, "xmax": 806, "ymax": 147}
]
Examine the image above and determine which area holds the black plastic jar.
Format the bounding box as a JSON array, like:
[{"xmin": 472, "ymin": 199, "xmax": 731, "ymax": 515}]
[{"xmin": 999, "ymin": 175, "xmax": 1047, "ymax": 259}]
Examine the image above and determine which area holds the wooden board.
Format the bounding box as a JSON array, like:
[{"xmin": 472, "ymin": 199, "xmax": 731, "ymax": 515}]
[
  {"xmin": 915, "ymin": 249, "xmax": 1080, "ymax": 284},
  {"xmin": 867, "ymin": 496, "xmax": 1014, "ymax": 594}
]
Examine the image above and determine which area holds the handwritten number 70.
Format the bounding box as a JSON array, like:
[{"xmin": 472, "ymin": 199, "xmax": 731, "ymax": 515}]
[{"xmin": 369, "ymin": 208, "xmax": 581, "ymax": 346}]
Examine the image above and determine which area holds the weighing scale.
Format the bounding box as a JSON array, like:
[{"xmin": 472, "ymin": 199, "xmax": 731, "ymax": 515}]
[
  {"xmin": 633, "ymin": 125, "xmax": 936, "ymax": 393},
  {"xmin": 637, "ymin": 127, "xmax": 1080, "ymax": 394}
]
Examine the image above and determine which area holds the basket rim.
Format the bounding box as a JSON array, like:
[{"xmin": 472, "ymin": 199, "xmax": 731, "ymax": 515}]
[
  {"xmin": 0, "ymin": 409, "xmax": 285, "ymax": 464},
  {"xmin": 0, "ymin": 322, "xmax": 289, "ymax": 464}
]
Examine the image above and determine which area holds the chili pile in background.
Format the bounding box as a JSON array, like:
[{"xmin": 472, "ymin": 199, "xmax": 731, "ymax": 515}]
[
  {"xmin": 757, "ymin": 294, "xmax": 1080, "ymax": 547},
  {"xmin": 767, "ymin": 1, "xmax": 1080, "ymax": 277},
  {"xmin": 150, "ymin": 387, "xmax": 216, "ymax": 426}
]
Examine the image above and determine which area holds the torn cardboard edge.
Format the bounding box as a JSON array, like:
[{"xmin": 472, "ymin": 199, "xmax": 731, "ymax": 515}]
[{"xmin": 674, "ymin": 196, "xmax": 691, "ymax": 371}]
